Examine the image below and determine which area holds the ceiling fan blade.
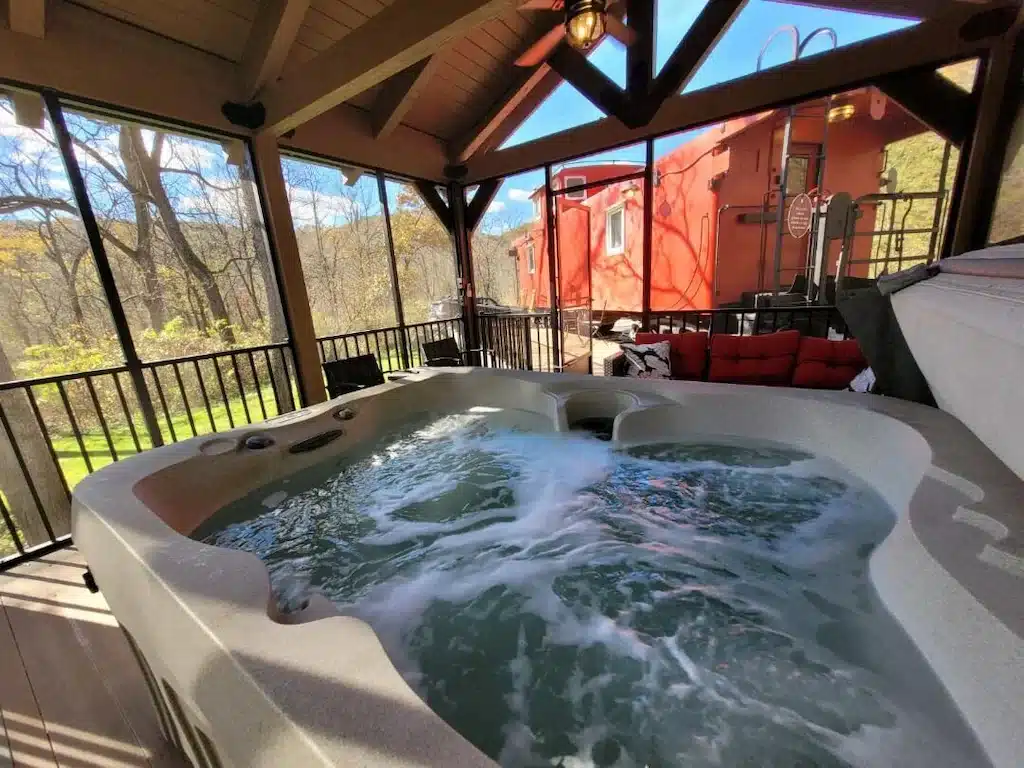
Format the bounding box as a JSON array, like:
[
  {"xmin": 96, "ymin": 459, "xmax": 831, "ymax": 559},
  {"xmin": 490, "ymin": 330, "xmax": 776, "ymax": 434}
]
[
  {"xmin": 520, "ymin": 0, "xmax": 562, "ymax": 9},
  {"xmin": 604, "ymin": 14, "xmax": 637, "ymax": 47},
  {"xmin": 515, "ymin": 24, "xmax": 566, "ymax": 67}
]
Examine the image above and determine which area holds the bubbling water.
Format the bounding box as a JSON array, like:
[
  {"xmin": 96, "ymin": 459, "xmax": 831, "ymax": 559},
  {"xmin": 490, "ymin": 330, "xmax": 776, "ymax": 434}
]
[{"xmin": 199, "ymin": 411, "xmax": 987, "ymax": 768}]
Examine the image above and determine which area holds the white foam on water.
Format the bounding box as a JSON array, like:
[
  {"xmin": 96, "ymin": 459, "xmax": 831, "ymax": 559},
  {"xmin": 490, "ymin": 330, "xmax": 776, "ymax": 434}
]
[{"xmin": 204, "ymin": 413, "xmax": 987, "ymax": 768}]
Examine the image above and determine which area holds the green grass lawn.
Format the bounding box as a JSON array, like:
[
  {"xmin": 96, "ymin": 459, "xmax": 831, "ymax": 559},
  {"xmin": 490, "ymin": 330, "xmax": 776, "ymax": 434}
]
[
  {"xmin": 50, "ymin": 384, "xmax": 289, "ymax": 490},
  {"xmin": 2, "ymin": 384, "xmax": 290, "ymax": 560},
  {"xmin": 3, "ymin": 346, "xmax": 418, "ymax": 559}
]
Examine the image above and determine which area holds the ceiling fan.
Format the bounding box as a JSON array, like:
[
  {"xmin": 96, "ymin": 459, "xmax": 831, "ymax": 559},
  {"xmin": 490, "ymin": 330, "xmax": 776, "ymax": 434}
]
[{"xmin": 516, "ymin": 0, "xmax": 637, "ymax": 67}]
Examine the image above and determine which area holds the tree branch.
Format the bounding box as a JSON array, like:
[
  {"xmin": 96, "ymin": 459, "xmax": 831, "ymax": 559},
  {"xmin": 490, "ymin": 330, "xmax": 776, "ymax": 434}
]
[{"xmin": 0, "ymin": 195, "xmax": 77, "ymax": 215}]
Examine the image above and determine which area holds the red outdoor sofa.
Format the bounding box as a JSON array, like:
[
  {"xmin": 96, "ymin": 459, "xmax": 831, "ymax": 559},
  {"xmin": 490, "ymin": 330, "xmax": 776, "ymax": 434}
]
[{"xmin": 604, "ymin": 329, "xmax": 868, "ymax": 390}]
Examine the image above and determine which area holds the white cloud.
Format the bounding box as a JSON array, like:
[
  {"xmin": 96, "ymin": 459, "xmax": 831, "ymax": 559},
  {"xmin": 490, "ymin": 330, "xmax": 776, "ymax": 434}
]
[
  {"xmin": 507, "ymin": 187, "xmax": 533, "ymax": 202},
  {"xmin": 286, "ymin": 184, "xmax": 359, "ymax": 226},
  {"xmin": 487, "ymin": 200, "xmax": 506, "ymax": 214}
]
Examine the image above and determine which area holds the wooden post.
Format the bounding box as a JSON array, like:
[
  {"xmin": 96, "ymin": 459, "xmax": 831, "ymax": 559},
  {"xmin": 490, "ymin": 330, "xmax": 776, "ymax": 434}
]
[
  {"xmin": 378, "ymin": 173, "xmax": 410, "ymax": 369},
  {"xmin": 250, "ymin": 134, "xmax": 327, "ymax": 404},
  {"xmin": 448, "ymin": 182, "xmax": 481, "ymax": 365}
]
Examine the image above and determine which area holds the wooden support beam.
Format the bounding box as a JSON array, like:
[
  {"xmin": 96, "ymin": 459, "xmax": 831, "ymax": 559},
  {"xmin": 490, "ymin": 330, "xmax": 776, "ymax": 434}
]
[
  {"xmin": 548, "ymin": 43, "xmax": 636, "ymax": 127},
  {"xmin": 282, "ymin": 108, "xmax": 449, "ymax": 181},
  {"xmin": 877, "ymin": 67, "xmax": 976, "ymax": 145},
  {"xmin": 451, "ymin": 63, "xmax": 559, "ymax": 162},
  {"xmin": 465, "ymin": 179, "xmax": 500, "ymax": 232},
  {"xmin": 251, "ymin": 134, "xmax": 327, "ymax": 405},
  {"xmin": 625, "ymin": 0, "xmax": 655, "ymax": 98},
  {"xmin": 646, "ymin": 0, "xmax": 746, "ymax": 117},
  {"xmin": 464, "ymin": 2, "xmax": 1012, "ymax": 182},
  {"xmin": 414, "ymin": 180, "xmax": 454, "ymax": 232},
  {"xmin": 260, "ymin": 0, "xmax": 514, "ymax": 136},
  {"xmin": 239, "ymin": 0, "xmax": 310, "ymax": 99},
  {"xmin": 371, "ymin": 56, "xmax": 440, "ymax": 139},
  {"xmin": 8, "ymin": 0, "xmax": 46, "ymax": 38}
]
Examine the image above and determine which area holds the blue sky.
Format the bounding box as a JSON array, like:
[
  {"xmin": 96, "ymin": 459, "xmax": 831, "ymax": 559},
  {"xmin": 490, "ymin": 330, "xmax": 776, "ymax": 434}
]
[{"xmin": 486, "ymin": 0, "xmax": 916, "ymax": 226}]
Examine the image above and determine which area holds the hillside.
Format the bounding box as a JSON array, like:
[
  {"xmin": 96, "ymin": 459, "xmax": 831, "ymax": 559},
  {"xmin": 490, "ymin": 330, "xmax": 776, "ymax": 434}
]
[{"xmin": 871, "ymin": 61, "xmax": 983, "ymax": 269}]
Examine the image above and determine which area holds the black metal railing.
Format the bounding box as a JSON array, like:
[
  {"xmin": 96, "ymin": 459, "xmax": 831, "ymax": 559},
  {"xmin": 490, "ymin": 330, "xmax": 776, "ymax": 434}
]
[
  {"xmin": 316, "ymin": 318, "xmax": 466, "ymax": 372},
  {"xmin": 649, "ymin": 305, "xmax": 848, "ymax": 339},
  {"xmin": 0, "ymin": 342, "xmax": 298, "ymax": 571},
  {"xmin": 479, "ymin": 312, "xmax": 556, "ymax": 372}
]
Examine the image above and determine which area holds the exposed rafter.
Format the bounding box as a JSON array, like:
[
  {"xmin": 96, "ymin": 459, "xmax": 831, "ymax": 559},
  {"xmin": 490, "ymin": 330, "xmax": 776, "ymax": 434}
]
[
  {"xmin": 450, "ymin": 63, "xmax": 561, "ymax": 162},
  {"xmin": 644, "ymin": 0, "xmax": 746, "ymax": 120},
  {"xmin": 877, "ymin": 67, "xmax": 976, "ymax": 145},
  {"xmin": 451, "ymin": 9, "xmax": 579, "ymax": 164},
  {"xmin": 371, "ymin": 56, "xmax": 441, "ymax": 139},
  {"xmin": 464, "ymin": 1, "xmax": 1012, "ymax": 182},
  {"xmin": 548, "ymin": 43, "xmax": 635, "ymax": 125},
  {"xmin": 259, "ymin": 0, "xmax": 515, "ymax": 136},
  {"xmin": 625, "ymin": 0, "xmax": 655, "ymax": 98},
  {"xmin": 8, "ymin": 0, "xmax": 46, "ymax": 38},
  {"xmin": 238, "ymin": 0, "xmax": 310, "ymax": 99},
  {"xmin": 541, "ymin": 0, "xmax": 746, "ymax": 129}
]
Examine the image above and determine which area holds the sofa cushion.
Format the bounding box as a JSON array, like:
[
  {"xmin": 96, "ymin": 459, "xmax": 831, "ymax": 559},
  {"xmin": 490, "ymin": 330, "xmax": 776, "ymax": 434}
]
[
  {"xmin": 792, "ymin": 337, "xmax": 867, "ymax": 389},
  {"xmin": 620, "ymin": 341, "xmax": 672, "ymax": 379},
  {"xmin": 635, "ymin": 331, "xmax": 709, "ymax": 380},
  {"xmin": 708, "ymin": 330, "xmax": 801, "ymax": 385}
]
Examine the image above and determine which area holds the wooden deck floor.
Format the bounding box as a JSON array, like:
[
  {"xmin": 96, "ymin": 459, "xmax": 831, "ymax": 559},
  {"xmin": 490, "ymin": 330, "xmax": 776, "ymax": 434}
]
[{"xmin": 0, "ymin": 547, "xmax": 186, "ymax": 768}]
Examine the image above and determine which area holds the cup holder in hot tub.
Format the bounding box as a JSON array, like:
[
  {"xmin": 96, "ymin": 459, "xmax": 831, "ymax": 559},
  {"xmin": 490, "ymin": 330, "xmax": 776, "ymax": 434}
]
[{"xmin": 562, "ymin": 390, "xmax": 637, "ymax": 441}]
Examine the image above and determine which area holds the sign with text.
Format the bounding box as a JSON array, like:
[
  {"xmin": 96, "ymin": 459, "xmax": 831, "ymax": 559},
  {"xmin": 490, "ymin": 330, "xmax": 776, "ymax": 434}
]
[{"xmin": 787, "ymin": 193, "xmax": 813, "ymax": 239}]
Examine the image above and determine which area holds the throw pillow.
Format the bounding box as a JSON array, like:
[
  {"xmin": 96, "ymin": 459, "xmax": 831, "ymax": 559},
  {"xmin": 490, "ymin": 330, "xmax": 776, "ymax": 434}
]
[{"xmin": 620, "ymin": 341, "xmax": 672, "ymax": 379}]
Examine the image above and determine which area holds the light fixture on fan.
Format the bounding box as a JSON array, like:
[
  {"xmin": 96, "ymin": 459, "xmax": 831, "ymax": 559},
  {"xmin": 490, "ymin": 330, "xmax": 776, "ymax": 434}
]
[
  {"xmin": 565, "ymin": 0, "xmax": 607, "ymax": 51},
  {"xmin": 515, "ymin": 0, "xmax": 635, "ymax": 68}
]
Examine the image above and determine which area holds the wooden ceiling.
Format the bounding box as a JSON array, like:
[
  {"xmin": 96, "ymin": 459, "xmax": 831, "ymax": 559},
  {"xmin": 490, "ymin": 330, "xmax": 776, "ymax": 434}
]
[
  {"xmin": 65, "ymin": 0, "xmax": 553, "ymax": 144},
  {"xmin": 61, "ymin": 0, "xmax": 973, "ymax": 141},
  {"xmin": 4, "ymin": 0, "xmax": 1014, "ymax": 183}
]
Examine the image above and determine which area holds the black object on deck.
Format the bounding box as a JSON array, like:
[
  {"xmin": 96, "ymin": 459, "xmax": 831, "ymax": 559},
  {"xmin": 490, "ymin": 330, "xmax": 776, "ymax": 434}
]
[
  {"xmin": 422, "ymin": 337, "xmax": 464, "ymax": 367},
  {"xmin": 323, "ymin": 354, "xmax": 385, "ymax": 398}
]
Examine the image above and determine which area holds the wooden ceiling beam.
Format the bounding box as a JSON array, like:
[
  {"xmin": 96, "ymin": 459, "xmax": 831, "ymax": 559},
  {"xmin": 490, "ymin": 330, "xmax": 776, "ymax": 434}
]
[
  {"xmin": 463, "ymin": 1, "xmax": 1014, "ymax": 182},
  {"xmin": 371, "ymin": 56, "xmax": 441, "ymax": 139},
  {"xmin": 239, "ymin": 0, "xmax": 310, "ymax": 99},
  {"xmin": 451, "ymin": 62, "xmax": 560, "ymax": 162},
  {"xmin": 645, "ymin": 0, "xmax": 746, "ymax": 119},
  {"xmin": 8, "ymin": 0, "xmax": 46, "ymax": 38},
  {"xmin": 548, "ymin": 43, "xmax": 635, "ymax": 126},
  {"xmin": 625, "ymin": 0, "xmax": 655, "ymax": 98},
  {"xmin": 259, "ymin": 0, "xmax": 515, "ymax": 136},
  {"xmin": 877, "ymin": 67, "xmax": 976, "ymax": 145}
]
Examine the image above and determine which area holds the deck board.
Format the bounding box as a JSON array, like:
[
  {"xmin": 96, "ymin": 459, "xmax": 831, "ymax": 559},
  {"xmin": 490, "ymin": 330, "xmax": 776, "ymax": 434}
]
[{"xmin": 0, "ymin": 549, "xmax": 186, "ymax": 768}]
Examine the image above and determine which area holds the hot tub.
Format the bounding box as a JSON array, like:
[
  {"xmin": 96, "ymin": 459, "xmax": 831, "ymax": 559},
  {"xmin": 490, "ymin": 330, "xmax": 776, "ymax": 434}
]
[{"xmin": 71, "ymin": 368, "xmax": 1024, "ymax": 767}]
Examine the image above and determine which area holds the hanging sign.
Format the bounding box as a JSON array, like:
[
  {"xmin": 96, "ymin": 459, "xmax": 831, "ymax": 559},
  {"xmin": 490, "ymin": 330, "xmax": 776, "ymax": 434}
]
[{"xmin": 787, "ymin": 193, "xmax": 814, "ymax": 239}]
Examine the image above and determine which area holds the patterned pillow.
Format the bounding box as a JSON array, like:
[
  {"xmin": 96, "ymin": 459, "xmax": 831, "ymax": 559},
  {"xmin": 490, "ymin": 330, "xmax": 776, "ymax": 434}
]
[{"xmin": 620, "ymin": 341, "xmax": 672, "ymax": 379}]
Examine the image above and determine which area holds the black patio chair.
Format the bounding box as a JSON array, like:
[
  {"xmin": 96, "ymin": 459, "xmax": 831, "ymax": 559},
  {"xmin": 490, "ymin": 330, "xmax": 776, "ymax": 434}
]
[
  {"xmin": 323, "ymin": 354, "xmax": 384, "ymax": 397},
  {"xmin": 421, "ymin": 337, "xmax": 465, "ymax": 367}
]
